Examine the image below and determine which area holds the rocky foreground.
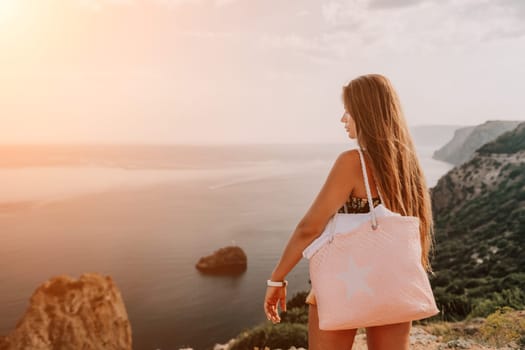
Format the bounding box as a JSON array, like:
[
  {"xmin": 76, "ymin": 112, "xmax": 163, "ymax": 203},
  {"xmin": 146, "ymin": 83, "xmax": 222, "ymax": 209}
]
[
  {"xmin": 0, "ymin": 273, "xmax": 132, "ymax": 350},
  {"xmin": 209, "ymin": 309, "xmax": 524, "ymax": 350}
]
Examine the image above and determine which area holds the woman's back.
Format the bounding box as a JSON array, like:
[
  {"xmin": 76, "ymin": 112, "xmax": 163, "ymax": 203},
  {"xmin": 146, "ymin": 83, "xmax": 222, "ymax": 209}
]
[
  {"xmin": 338, "ymin": 149, "xmax": 382, "ymax": 213},
  {"xmin": 338, "ymin": 195, "xmax": 381, "ymax": 214}
]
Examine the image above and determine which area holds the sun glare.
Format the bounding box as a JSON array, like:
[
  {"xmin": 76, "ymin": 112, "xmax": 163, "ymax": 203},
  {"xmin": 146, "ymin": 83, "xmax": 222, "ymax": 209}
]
[{"xmin": 0, "ymin": 0, "xmax": 20, "ymax": 24}]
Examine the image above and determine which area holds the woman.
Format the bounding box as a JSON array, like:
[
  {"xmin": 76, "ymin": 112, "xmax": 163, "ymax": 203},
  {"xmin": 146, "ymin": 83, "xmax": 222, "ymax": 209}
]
[{"xmin": 263, "ymin": 73, "xmax": 435, "ymax": 349}]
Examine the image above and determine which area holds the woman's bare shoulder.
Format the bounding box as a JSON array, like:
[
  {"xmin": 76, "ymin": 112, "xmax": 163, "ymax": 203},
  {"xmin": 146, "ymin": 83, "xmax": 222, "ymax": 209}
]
[
  {"xmin": 337, "ymin": 149, "xmax": 361, "ymax": 170},
  {"xmin": 332, "ymin": 149, "xmax": 362, "ymax": 185}
]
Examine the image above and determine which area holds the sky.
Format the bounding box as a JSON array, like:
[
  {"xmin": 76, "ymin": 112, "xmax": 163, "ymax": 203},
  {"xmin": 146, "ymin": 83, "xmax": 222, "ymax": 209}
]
[{"xmin": 1, "ymin": 0, "xmax": 525, "ymax": 144}]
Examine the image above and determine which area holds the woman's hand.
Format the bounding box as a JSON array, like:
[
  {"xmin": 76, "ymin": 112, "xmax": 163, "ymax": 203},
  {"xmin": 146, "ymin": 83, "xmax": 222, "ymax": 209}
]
[{"xmin": 263, "ymin": 285, "xmax": 287, "ymax": 324}]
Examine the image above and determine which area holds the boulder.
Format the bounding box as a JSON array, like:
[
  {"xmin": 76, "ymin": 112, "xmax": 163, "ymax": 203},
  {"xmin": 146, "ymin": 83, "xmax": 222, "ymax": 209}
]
[
  {"xmin": 196, "ymin": 246, "xmax": 247, "ymax": 275},
  {"xmin": 0, "ymin": 273, "xmax": 132, "ymax": 350}
]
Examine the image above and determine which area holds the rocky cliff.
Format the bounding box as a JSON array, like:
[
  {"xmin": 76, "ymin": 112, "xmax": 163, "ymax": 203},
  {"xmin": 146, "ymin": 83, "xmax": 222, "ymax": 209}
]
[
  {"xmin": 429, "ymin": 122, "xmax": 525, "ymax": 321},
  {"xmin": 432, "ymin": 120, "xmax": 522, "ymax": 165},
  {"xmin": 431, "ymin": 122, "xmax": 525, "ymax": 223},
  {"xmin": 409, "ymin": 124, "xmax": 465, "ymax": 149},
  {"xmin": 0, "ymin": 273, "xmax": 132, "ymax": 350}
]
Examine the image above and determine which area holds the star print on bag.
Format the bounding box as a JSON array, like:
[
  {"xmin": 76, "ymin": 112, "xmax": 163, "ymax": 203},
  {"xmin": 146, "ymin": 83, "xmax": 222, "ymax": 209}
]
[{"xmin": 336, "ymin": 256, "xmax": 375, "ymax": 299}]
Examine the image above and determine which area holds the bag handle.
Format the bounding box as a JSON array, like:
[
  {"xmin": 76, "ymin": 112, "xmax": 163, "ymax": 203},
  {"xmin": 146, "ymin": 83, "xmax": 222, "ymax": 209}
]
[
  {"xmin": 328, "ymin": 147, "xmax": 382, "ymax": 242},
  {"xmin": 356, "ymin": 147, "xmax": 381, "ymax": 230}
]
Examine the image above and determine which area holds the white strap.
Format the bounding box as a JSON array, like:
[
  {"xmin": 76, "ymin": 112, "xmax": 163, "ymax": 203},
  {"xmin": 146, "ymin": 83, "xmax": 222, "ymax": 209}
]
[
  {"xmin": 328, "ymin": 147, "xmax": 381, "ymax": 242},
  {"xmin": 356, "ymin": 147, "xmax": 379, "ymax": 230}
]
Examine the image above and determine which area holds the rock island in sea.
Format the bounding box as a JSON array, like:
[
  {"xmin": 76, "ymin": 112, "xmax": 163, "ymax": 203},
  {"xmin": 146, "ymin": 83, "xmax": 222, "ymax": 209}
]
[{"xmin": 195, "ymin": 245, "xmax": 247, "ymax": 275}]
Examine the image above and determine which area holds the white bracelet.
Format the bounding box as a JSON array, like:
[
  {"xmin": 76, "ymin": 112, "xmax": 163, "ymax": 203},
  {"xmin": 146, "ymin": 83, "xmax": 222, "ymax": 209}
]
[{"xmin": 267, "ymin": 279, "xmax": 288, "ymax": 287}]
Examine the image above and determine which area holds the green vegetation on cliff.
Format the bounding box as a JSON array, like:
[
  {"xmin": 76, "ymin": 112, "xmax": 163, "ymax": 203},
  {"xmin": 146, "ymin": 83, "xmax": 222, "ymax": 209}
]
[
  {"xmin": 477, "ymin": 123, "xmax": 525, "ymax": 154},
  {"xmin": 430, "ymin": 122, "xmax": 525, "ymax": 321},
  {"xmin": 229, "ymin": 292, "xmax": 309, "ymax": 350}
]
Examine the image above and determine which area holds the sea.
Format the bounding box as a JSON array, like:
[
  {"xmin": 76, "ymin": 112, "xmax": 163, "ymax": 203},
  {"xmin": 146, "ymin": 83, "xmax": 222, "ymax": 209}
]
[{"xmin": 0, "ymin": 141, "xmax": 454, "ymax": 350}]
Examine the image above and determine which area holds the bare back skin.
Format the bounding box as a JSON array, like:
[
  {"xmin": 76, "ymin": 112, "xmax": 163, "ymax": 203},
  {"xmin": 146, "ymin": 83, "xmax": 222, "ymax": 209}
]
[{"xmin": 307, "ymin": 149, "xmax": 412, "ymax": 350}]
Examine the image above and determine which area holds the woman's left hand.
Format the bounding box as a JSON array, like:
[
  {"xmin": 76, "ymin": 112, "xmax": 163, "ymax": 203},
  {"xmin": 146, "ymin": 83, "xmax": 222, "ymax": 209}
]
[{"xmin": 264, "ymin": 285, "xmax": 287, "ymax": 324}]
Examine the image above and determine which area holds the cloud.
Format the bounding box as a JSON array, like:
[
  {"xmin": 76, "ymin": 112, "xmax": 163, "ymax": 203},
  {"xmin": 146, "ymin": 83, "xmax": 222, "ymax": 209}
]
[
  {"xmin": 453, "ymin": 0, "xmax": 525, "ymax": 42},
  {"xmin": 259, "ymin": 0, "xmax": 525, "ymax": 66},
  {"xmin": 258, "ymin": 31, "xmax": 362, "ymax": 65},
  {"xmin": 368, "ymin": 0, "xmax": 425, "ymax": 9},
  {"xmin": 481, "ymin": 26, "xmax": 525, "ymax": 41},
  {"xmin": 496, "ymin": 0, "xmax": 525, "ymax": 17},
  {"xmin": 260, "ymin": 33, "xmax": 325, "ymax": 54},
  {"xmin": 321, "ymin": 0, "xmax": 368, "ymax": 28},
  {"xmin": 296, "ymin": 9, "xmax": 310, "ymax": 17},
  {"xmin": 336, "ymin": 0, "xmax": 525, "ymax": 47}
]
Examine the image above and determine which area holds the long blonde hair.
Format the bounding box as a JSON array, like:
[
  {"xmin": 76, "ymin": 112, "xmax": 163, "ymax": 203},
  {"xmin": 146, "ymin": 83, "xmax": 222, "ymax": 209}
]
[{"xmin": 342, "ymin": 73, "xmax": 436, "ymax": 275}]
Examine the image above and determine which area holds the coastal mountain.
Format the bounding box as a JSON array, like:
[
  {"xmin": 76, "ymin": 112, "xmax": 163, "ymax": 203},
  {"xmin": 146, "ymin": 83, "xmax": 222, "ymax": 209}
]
[
  {"xmin": 432, "ymin": 120, "xmax": 522, "ymax": 165},
  {"xmin": 409, "ymin": 124, "xmax": 466, "ymax": 150},
  {"xmin": 429, "ymin": 122, "xmax": 525, "ymax": 321}
]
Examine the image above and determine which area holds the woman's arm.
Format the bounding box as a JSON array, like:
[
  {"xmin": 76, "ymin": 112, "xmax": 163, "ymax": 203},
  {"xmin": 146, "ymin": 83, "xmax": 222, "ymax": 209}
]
[
  {"xmin": 269, "ymin": 150, "xmax": 357, "ymax": 280},
  {"xmin": 264, "ymin": 150, "xmax": 358, "ymax": 322}
]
